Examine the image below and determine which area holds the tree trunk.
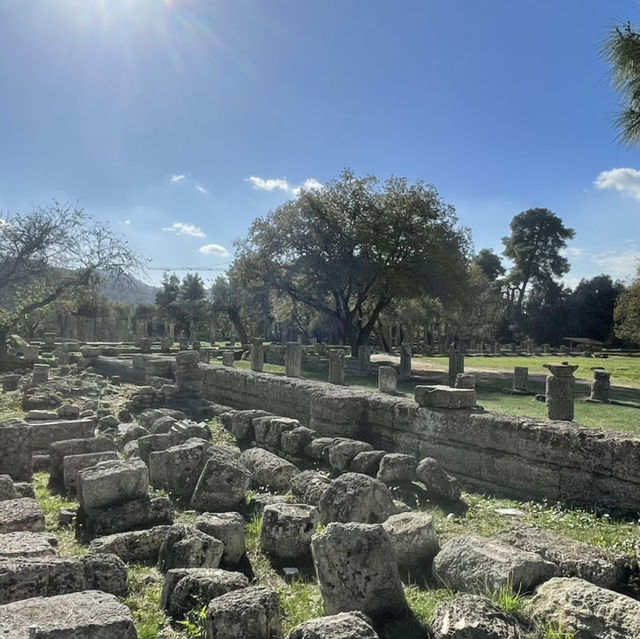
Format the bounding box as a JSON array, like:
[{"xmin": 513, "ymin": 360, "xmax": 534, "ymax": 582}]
[{"xmin": 228, "ymin": 309, "xmax": 249, "ymax": 345}]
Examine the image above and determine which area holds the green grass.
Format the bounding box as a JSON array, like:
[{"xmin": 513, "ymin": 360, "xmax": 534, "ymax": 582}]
[{"xmin": 0, "ymin": 390, "xmax": 23, "ymax": 421}]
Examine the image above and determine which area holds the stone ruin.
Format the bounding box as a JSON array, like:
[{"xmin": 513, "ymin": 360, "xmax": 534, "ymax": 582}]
[{"xmin": 0, "ymin": 348, "xmax": 639, "ymax": 637}]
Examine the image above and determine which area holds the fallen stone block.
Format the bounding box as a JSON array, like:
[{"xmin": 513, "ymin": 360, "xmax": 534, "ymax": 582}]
[
  {"xmin": 496, "ymin": 526, "xmax": 627, "ymax": 590},
  {"xmin": 260, "ymin": 503, "xmax": 319, "ymax": 564},
  {"xmin": 525, "ymin": 577, "xmax": 640, "ymax": 639},
  {"xmin": 318, "ymin": 473, "xmax": 397, "ymax": 525},
  {"xmin": 205, "ymin": 586, "xmax": 282, "ymax": 639},
  {"xmin": 140, "ymin": 407, "xmax": 186, "ymax": 429},
  {"xmin": 290, "ymin": 471, "xmax": 332, "ymax": 507},
  {"xmin": 286, "ymin": 611, "xmax": 379, "ymax": 639},
  {"xmin": 240, "ymin": 447, "xmax": 300, "ymax": 493},
  {"xmin": 281, "ymin": 426, "xmax": 316, "ymax": 457},
  {"xmin": 0, "ymin": 590, "xmax": 137, "ymax": 638},
  {"xmin": 137, "ymin": 433, "xmax": 175, "ymax": 464},
  {"xmin": 77, "ymin": 458, "xmax": 149, "ymax": 510},
  {"xmin": 328, "ymin": 440, "xmax": 373, "ymax": 474},
  {"xmin": 157, "ymin": 524, "xmax": 224, "ymax": 573},
  {"xmin": 30, "ymin": 418, "xmax": 95, "ymax": 452},
  {"xmin": 415, "ymin": 457, "xmax": 461, "ymax": 502},
  {"xmin": 88, "ymin": 526, "xmax": 171, "ymax": 563},
  {"xmin": 0, "ymin": 420, "xmax": 32, "ymax": 481},
  {"xmin": 0, "ymin": 553, "xmax": 127, "ymax": 604},
  {"xmin": 0, "ymin": 475, "xmax": 17, "ymax": 501},
  {"xmin": 63, "ymin": 451, "xmax": 119, "ymax": 494},
  {"xmin": 48, "ymin": 437, "xmax": 118, "ymax": 491},
  {"xmin": 161, "ymin": 567, "xmax": 248, "ymax": 617},
  {"xmin": 350, "ymin": 450, "xmax": 386, "ymax": 477},
  {"xmin": 414, "ymin": 385, "xmax": 476, "ymax": 409},
  {"xmin": 432, "ymin": 594, "xmax": 529, "ymax": 639},
  {"xmin": 253, "ymin": 416, "xmax": 299, "ymax": 449},
  {"xmin": 0, "ymin": 498, "xmax": 45, "ymax": 534},
  {"xmin": 196, "ymin": 512, "xmax": 246, "ymax": 567},
  {"xmin": 382, "ymin": 511, "xmax": 439, "ymax": 575},
  {"xmin": 0, "ymin": 532, "xmax": 57, "ymax": 558},
  {"xmin": 376, "ymin": 453, "xmax": 417, "ymax": 484},
  {"xmin": 312, "ymin": 522, "xmax": 408, "ymax": 622},
  {"xmin": 433, "ymin": 535, "xmax": 557, "ymax": 594}
]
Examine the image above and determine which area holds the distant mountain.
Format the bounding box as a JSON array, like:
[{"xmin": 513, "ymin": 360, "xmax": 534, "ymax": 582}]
[{"xmin": 99, "ymin": 273, "xmax": 158, "ymax": 305}]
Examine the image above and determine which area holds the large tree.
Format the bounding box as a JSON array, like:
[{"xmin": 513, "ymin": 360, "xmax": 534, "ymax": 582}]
[
  {"xmin": 0, "ymin": 202, "xmax": 140, "ymax": 356},
  {"xmin": 614, "ymin": 269, "xmax": 640, "ymax": 344},
  {"xmin": 236, "ymin": 170, "xmax": 470, "ymax": 354},
  {"xmin": 502, "ymin": 208, "xmax": 575, "ymax": 312},
  {"xmin": 602, "ymin": 19, "xmax": 640, "ymax": 145}
]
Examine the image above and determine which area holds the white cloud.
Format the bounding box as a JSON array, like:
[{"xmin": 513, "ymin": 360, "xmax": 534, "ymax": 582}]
[
  {"xmin": 246, "ymin": 176, "xmax": 323, "ymax": 196},
  {"xmin": 562, "ymin": 246, "xmax": 583, "ymax": 257},
  {"xmin": 170, "ymin": 174, "xmax": 185, "ymax": 183},
  {"xmin": 162, "ymin": 222, "xmax": 206, "ymax": 238},
  {"xmin": 124, "ymin": 220, "xmax": 131, "ymax": 225},
  {"xmin": 592, "ymin": 251, "xmax": 639, "ymax": 278},
  {"xmin": 199, "ymin": 243, "xmax": 229, "ymax": 257},
  {"xmin": 594, "ymin": 168, "xmax": 640, "ymax": 200},
  {"xmin": 196, "ymin": 185, "xmax": 209, "ymax": 195}
]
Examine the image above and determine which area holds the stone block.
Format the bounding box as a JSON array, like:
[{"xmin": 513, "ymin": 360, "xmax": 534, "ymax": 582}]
[
  {"xmin": 0, "ymin": 475, "xmax": 17, "ymax": 501},
  {"xmin": 138, "ymin": 433, "xmax": 175, "ymax": 464},
  {"xmin": 328, "ymin": 440, "xmax": 373, "ymax": 474},
  {"xmin": 287, "ymin": 612, "xmax": 379, "ymax": 639},
  {"xmin": 0, "ymin": 498, "xmax": 45, "ymax": 534},
  {"xmin": 290, "ymin": 471, "xmax": 332, "ymax": 507},
  {"xmin": 281, "ymin": 426, "xmax": 316, "ymax": 457},
  {"xmin": 0, "ymin": 532, "xmax": 57, "ymax": 558},
  {"xmin": 414, "ymin": 385, "xmax": 476, "ymax": 409},
  {"xmin": 376, "ymin": 453, "xmax": 417, "ymax": 484},
  {"xmin": 30, "ymin": 418, "xmax": 95, "ymax": 452},
  {"xmin": 254, "ymin": 416, "xmax": 299, "ymax": 449},
  {"xmin": 382, "ymin": 512, "xmax": 439, "ymax": 574},
  {"xmin": 77, "ymin": 458, "xmax": 149, "ymax": 510},
  {"xmin": 0, "ymin": 420, "xmax": 32, "ymax": 481},
  {"xmin": 63, "ymin": 451, "xmax": 119, "ymax": 494},
  {"xmin": 157, "ymin": 524, "xmax": 224, "ymax": 573},
  {"xmin": 260, "ymin": 503, "xmax": 319, "ymax": 563},
  {"xmin": 196, "ymin": 512, "xmax": 246, "ymax": 567},
  {"xmin": 88, "ymin": 526, "xmax": 171, "ymax": 563},
  {"xmin": 240, "ymin": 447, "xmax": 300, "ymax": 493},
  {"xmin": 0, "ymin": 590, "xmax": 137, "ymax": 638},
  {"xmin": 378, "ymin": 366, "xmax": 398, "ymax": 394}
]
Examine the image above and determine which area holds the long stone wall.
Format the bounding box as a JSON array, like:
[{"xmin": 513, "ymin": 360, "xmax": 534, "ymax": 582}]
[{"xmin": 202, "ymin": 365, "xmax": 640, "ymax": 511}]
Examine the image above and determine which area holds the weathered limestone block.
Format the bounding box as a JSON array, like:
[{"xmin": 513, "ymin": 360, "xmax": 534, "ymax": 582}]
[
  {"xmin": 318, "ymin": 473, "xmax": 397, "ymax": 524},
  {"xmin": 240, "ymin": 448, "xmax": 300, "ymax": 493},
  {"xmin": 140, "ymin": 408, "xmax": 186, "ymax": 429},
  {"xmin": 0, "ymin": 420, "xmax": 32, "ymax": 481},
  {"xmin": 260, "ymin": 503, "xmax": 319, "ymax": 563},
  {"xmin": 0, "ymin": 475, "xmax": 17, "ymax": 501},
  {"xmin": 175, "ymin": 350, "xmax": 203, "ymax": 395},
  {"xmin": 157, "ymin": 524, "xmax": 224, "ymax": 573},
  {"xmin": 286, "ymin": 611, "xmax": 379, "ymax": 639},
  {"xmin": 205, "ymin": 586, "xmax": 282, "ymax": 639},
  {"xmin": 0, "ymin": 498, "xmax": 45, "ymax": 533},
  {"xmin": 309, "ymin": 391, "xmax": 364, "ymax": 437},
  {"xmin": 24, "ymin": 410, "xmax": 58, "ymax": 421},
  {"xmin": 250, "ymin": 338, "xmax": 265, "ymax": 372},
  {"xmin": 0, "ymin": 532, "xmax": 57, "ymax": 558},
  {"xmin": 415, "ymin": 457, "xmax": 462, "ymax": 501},
  {"xmin": 57, "ymin": 403, "xmax": 81, "ymax": 420},
  {"xmin": 495, "ymin": 526, "xmax": 626, "ymax": 590},
  {"xmin": 0, "ymin": 553, "xmax": 127, "ymax": 603},
  {"xmin": 89, "ymin": 526, "xmax": 171, "ymax": 563},
  {"xmin": 0, "ymin": 590, "xmax": 137, "ymax": 639},
  {"xmin": 431, "ymin": 594, "xmax": 529, "ymax": 639},
  {"xmin": 148, "ymin": 438, "xmax": 211, "ymax": 500},
  {"xmin": 311, "ymin": 522, "xmax": 408, "ymax": 622},
  {"xmin": 433, "ymin": 535, "xmax": 557, "ymax": 594},
  {"xmin": 454, "ymin": 373, "xmax": 475, "ymax": 389},
  {"xmin": 328, "ymin": 440, "xmax": 373, "ymax": 474},
  {"xmin": 161, "ymin": 567, "xmax": 249, "ymax": 617},
  {"xmin": 116, "ymin": 424, "xmax": 149, "ymax": 451},
  {"xmin": 170, "ymin": 419, "xmax": 211, "ymax": 442},
  {"xmin": 544, "ymin": 363, "xmax": 578, "ymax": 421},
  {"xmin": 350, "ymin": 450, "xmax": 386, "ymax": 477},
  {"xmin": 77, "ymin": 458, "xmax": 149, "ymax": 510},
  {"xmin": 254, "ymin": 416, "xmax": 300, "ymax": 449},
  {"xmin": 281, "ymin": 426, "xmax": 317, "ymax": 457},
  {"xmin": 525, "ymin": 577, "xmax": 640, "ymax": 639},
  {"xmin": 304, "ymin": 437, "xmax": 344, "ymax": 462},
  {"xmin": 76, "ymin": 495, "xmax": 173, "ymax": 542},
  {"xmin": 589, "ymin": 368, "xmax": 611, "ymax": 403},
  {"xmin": 196, "ymin": 512, "xmax": 246, "ymax": 567},
  {"xmin": 414, "ymin": 385, "xmax": 476, "ymax": 409},
  {"xmin": 63, "ymin": 451, "xmax": 119, "ymax": 494},
  {"xmin": 1, "ymin": 374, "xmax": 21, "ymax": 392},
  {"xmin": 31, "ymin": 363, "xmax": 50, "ymax": 385},
  {"xmin": 382, "ymin": 511, "xmax": 439, "ymax": 574},
  {"xmin": 30, "ymin": 418, "xmax": 96, "ymax": 452},
  {"xmin": 290, "ymin": 471, "xmax": 332, "ymax": 507},
  {"xmin": 138, "ymin": 433, "xmax": 174, "ymax": 464},
  {"xmin": 376, "ymin": 453, "xmax": 417, "ymax": 484},
  {"xmin": 513, "ymin": 366, "xmax": 529, "ymax": 393},
  {"xmin": 378, "ymin": 365, "xmax": 397, "ymax": 394},
  {"xmin": 149, "ymin": 415, "xmax": 177, "ymax": 434},
  {"xmin": 223, "ymin": 409, "xmax": 273, "ymax": 441},
  {"xmin": 190, "ymin": 449, "xmax": 252, "ymax": 511},
  {"xmin": 222, "ymin": 350, "xmax": 235, "ymax": 366},
  {"xmin": 328, "ymin": 349, "xmax": 345, "ymax": 385}
]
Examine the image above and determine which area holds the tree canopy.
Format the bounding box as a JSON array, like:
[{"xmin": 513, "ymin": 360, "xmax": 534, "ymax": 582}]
[
  {"xmin": 236, "ymin": 169, "xmax": 471, "ymax": 353},
  {"xmin": 502, "ymin": 208, "xmax": 575, "ymax": 312},
  {"xmin": 0, "ymin": 202, "xmax": 140, "ymax": 353},
  {"xmin": 614, "ymin": 268, "xmax": 640, "ymax": 344}
]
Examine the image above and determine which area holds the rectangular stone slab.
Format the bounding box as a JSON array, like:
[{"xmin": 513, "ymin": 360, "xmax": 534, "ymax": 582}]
[
  {"xmin": 30, "ymin": 419, "xmax": 95, "ymax": 452},
  {"xmin": 414, "ymin": 385, "xmax": 476, "ymax": 409},
  {"xmin": 0, "ymin": 589, "xmax": 136, "ymax": 638},
  {"xmin": 0, "ymin": 498, "xmax": 45, "ymax": 534}
]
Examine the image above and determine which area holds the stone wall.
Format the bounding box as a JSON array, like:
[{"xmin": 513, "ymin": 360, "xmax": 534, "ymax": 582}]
[{"xmin": 202, "ymin": 365, "xmax": 640, "ymax": 511}]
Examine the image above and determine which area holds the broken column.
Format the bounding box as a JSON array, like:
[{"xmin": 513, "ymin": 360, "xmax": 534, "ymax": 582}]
[
  {"xmin": 448, "ymin": 347, "xmax": 464, "ymax": 387},
  {"xmin": 399, "ymin": 342, "xmax": 411, "ymax": 381},
  {"xmin": 175, "ymin": 351, "xmax": 203, "ymax": 397},
  {"xmin": 588, "ymin": 368, "xmax": 611, "ymax": 403},
  {"xmin": 357, "ymin": 345, "xmax": 371, "ymax": 371},
  {"xmin": 250, "ymin": 338, "xmax": 264, "ymax": 372},
  {"xmin": 328, "ymin": 350, "xmax": 345, "ymax": 385},
  {"xmin": 378, "ymin": 366, "xmax": 397, "ymax": 394},
  {"xmin": 544, "ymin": 363, "xmax": 578, "ymax": 421},
  {"xmin": 285, "ymin": 342, "xmax": 302, "ymax": 378},
  {"xmin": 513, "ymin": 366, "xmax": 529, "ymax": 394},
  {"xmin": 222, "ymin": 351, "xmax": 235, "ymax": 367}
]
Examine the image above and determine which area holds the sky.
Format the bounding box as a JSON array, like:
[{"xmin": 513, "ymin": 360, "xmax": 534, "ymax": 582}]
[{"xmin": 1, "ymin": 0, "xmax": 640, "ymax": 288}]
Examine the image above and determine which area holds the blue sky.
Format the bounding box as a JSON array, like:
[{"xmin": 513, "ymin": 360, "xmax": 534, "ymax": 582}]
[{"xmin": 1, "ymin": 0, "xmax": 640, "ymax": 288}]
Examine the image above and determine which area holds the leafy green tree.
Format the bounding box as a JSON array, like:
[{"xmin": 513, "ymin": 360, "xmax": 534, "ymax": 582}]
[
  {"xmin": 0, "ymin": 202, "xmax": 140, "ymax": 357},
  {"xmin": 523, "ymin": 280, "xmax": 570, "ymax": 345},
  {"xmin": 236, "ymin": 170, "xmax": 470, "ymax": 354},
  {"xmin": 473, "ymin": 248, "xmax": 505, "ymax": 282},
  {"xmin": 614, "ymin": 269, "xmax": 640, "ymax": 344},
  {"xmin": 502, "ymin": 208, "xmax": 575, "ymax": 312},
  {"xmin": 178, "ymin": 273, "xmax": 210, "ymax": 339},
  {"xmin": 601, "ymin": 19, "xmax": 640, "ymax": 145}
]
